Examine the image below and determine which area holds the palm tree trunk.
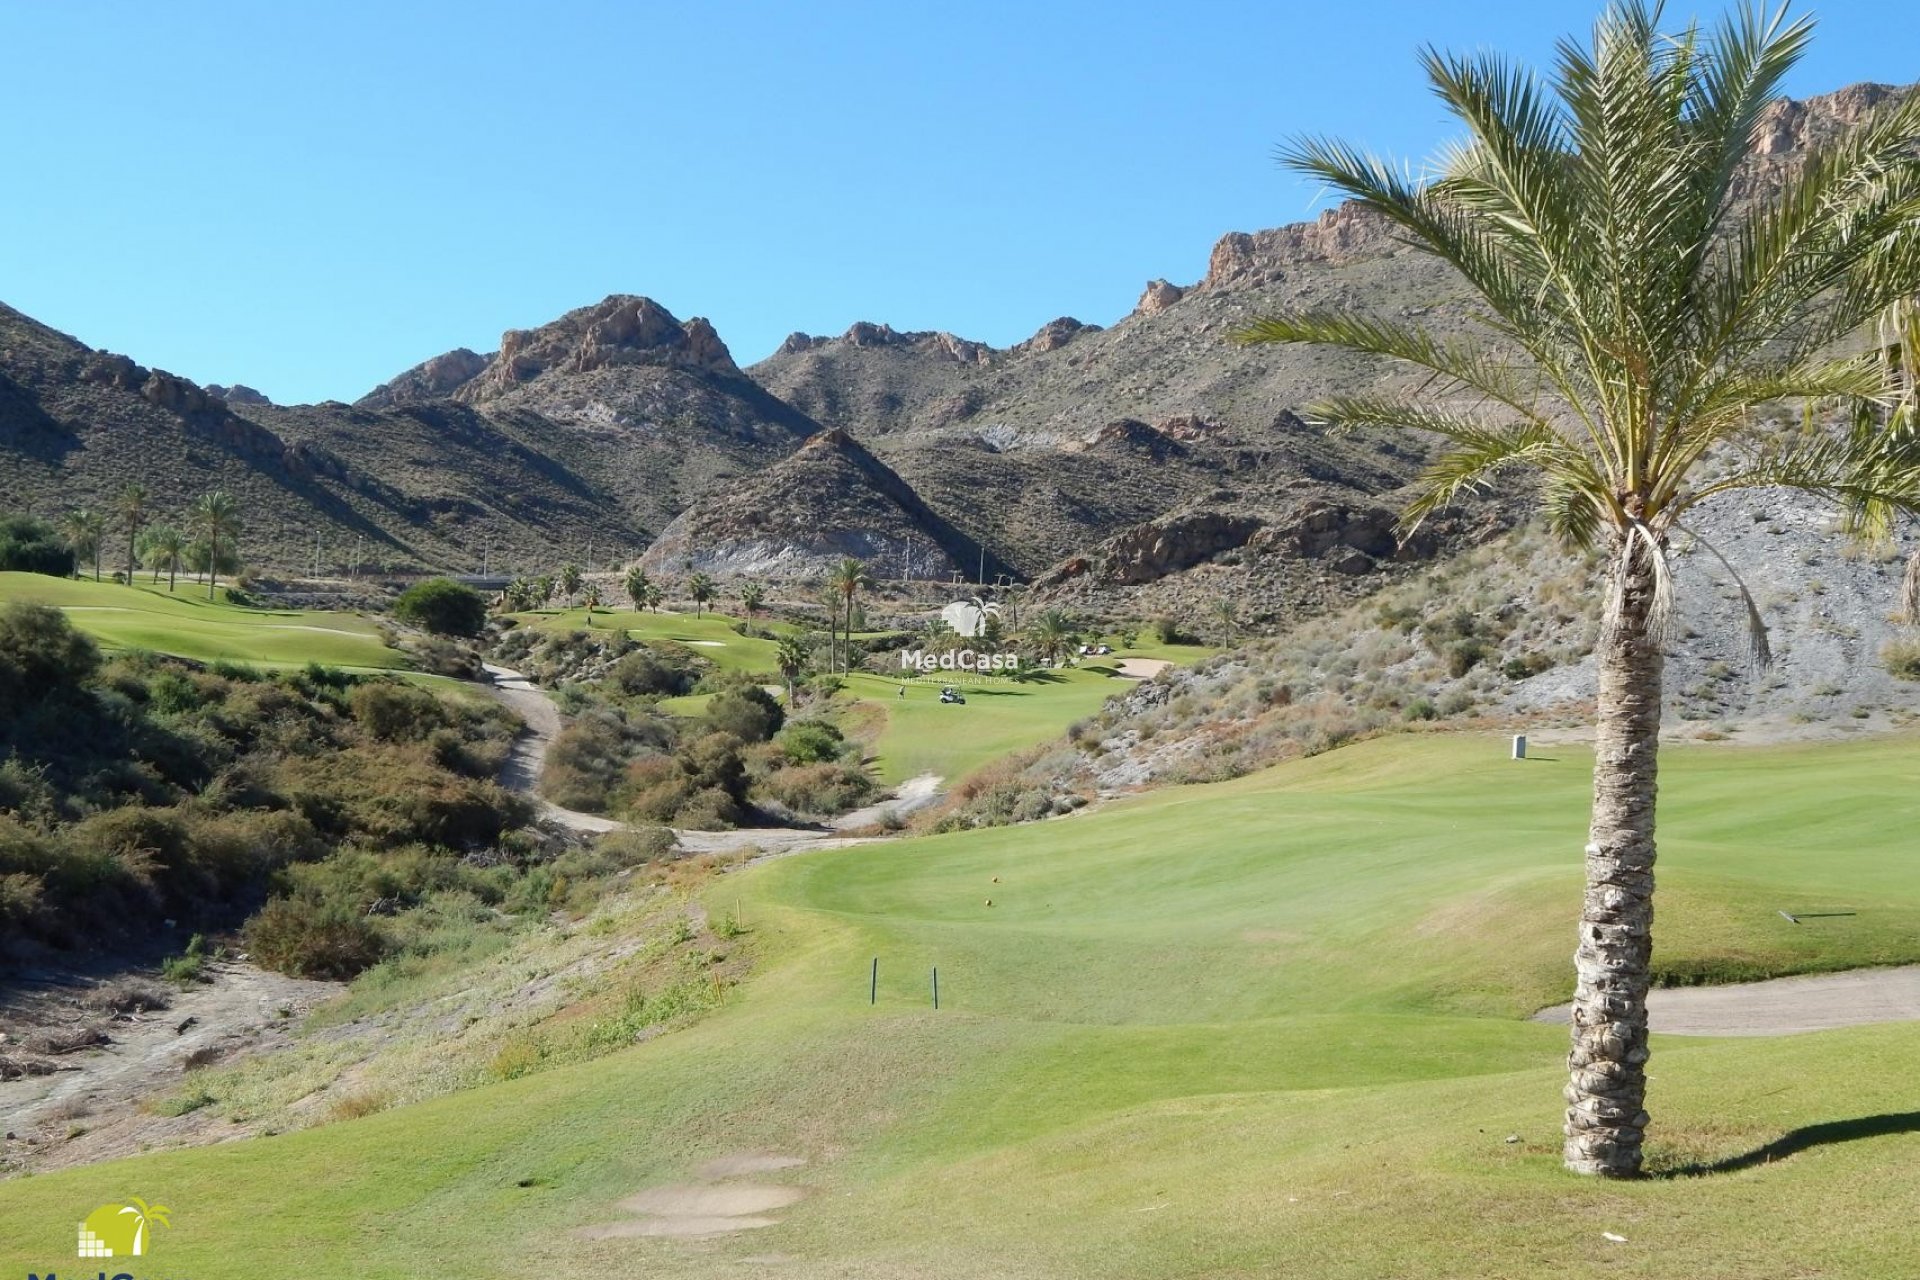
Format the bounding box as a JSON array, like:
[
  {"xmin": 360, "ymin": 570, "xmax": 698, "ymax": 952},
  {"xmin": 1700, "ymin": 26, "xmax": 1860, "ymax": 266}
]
[{"xmin": 1564, "ymin": 541, "xmax": 1664, "ymax": 1177}]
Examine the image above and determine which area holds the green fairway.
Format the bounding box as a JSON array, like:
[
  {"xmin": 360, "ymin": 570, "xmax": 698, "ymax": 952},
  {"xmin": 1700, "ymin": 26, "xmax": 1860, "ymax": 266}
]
[
  {"xmin": 0, "ymin": 571, "xmax": 406, "ymax": 669},
  {"xmin": 842, "ymin": 665, "xmax": 1131, "ymax": 784},
  {"xmin": 8, "ymin": 731, "xmax": 1920, "ymax": 1277},
  {"xmin": 512, "ymin": 605, "xmax": 793, "ymax": 673}
]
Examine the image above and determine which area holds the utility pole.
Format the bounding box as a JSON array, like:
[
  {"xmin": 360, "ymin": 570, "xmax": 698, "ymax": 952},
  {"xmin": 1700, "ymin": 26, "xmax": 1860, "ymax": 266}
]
[{"xmin": 312, "ymin": 530, "xmax": 321, "ymax": 579}]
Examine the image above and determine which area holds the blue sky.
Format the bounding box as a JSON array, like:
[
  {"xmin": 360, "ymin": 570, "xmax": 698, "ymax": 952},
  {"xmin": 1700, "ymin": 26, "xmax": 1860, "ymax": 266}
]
[{"xmin": 1, "ymin": 1, "xmax": 1908, "ymax": 404}]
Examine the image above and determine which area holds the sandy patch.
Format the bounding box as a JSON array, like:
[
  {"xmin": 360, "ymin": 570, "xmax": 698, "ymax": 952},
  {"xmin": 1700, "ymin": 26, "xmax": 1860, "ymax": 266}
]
[
  {"xmin": 1533, "ymin": 965, "xmax": 1920, "ymax": 1037},
  {"xmin": 618, "ymin": 1185, "xmax": 805, "ymax": 1217},
  {"xmin": 1116, "ymin": 658, "xmax": 1172, "ymax": 679},
  {"xmin": 580, "ymin": 1216, "xmax": 780, "ymax": 1239},
  {"xmin": 683, "ymin": 640, "xmax": 726, "ymax": 647},
  {"xmin": 696, "ymin": 1153, "xmax": 809, "ymax": 1179},
  {"xmin": 579, "ymin": 1153, "xmax": 810, "ymax": 1240}
]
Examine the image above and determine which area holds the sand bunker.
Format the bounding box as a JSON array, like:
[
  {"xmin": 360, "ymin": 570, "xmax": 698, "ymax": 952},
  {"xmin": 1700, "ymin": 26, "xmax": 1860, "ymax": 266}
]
[
  {"xmin": 1534, "ymin": 965, "xmax": 1920, "ymax": 1037},
  {"xmin": 695, "ymin": 1152, "xmax": 809, "ymax": 1179},
  {"xmin": 579, "ymin": 1153, "xmax": 808, "ymax": 1239}
]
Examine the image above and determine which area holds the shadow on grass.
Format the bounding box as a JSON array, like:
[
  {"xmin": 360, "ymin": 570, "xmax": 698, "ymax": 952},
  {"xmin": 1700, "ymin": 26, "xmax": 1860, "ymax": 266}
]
[{"xmin": 1658, "ymin": 1110, "xmax": 1920, "ymax": 1178}]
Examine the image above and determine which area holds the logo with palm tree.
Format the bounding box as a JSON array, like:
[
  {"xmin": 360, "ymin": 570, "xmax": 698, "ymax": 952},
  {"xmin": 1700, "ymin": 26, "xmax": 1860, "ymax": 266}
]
[{"xmin": 77, "ymin": 1197, "xmax": 171, "ymax": 1258}]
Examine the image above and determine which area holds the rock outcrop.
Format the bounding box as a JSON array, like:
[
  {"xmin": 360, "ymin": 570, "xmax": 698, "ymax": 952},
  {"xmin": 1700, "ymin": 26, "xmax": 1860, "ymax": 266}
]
[
  {"xmin": 207, "ymin": 383, "xmax": 271, "ymax": 407},
  {"xmin": 1135, "ymin": 279, "xmax": 1185, "ymax": 315},
  {"xmin": 355, "ymin": 348, "xmax": 489, "ymax": 410},
  {"xmin": 1013, "ymin": 316, "xmax": 1097, "ymax": 356},
  {"xmin": 456, "ymin": 295, "xmax": 741, "ymax": 403},
  {"xmin": 640, "ymin": 428, "xmax": 998, "ymax": 580}
]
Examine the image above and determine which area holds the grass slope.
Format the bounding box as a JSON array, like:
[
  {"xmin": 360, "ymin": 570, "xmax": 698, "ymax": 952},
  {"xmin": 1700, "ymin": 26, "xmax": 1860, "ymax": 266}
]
[
  {"xmin": 0, "ymin": 572, "xmax": 404, "ymax": 670},
  {"xmin": 7, "ymin": 733, "xmax": 1920, "ymax": 1276},
  {"xmin": 843, "ymin": 666, "xmax": 1129, "ymax": 784}
]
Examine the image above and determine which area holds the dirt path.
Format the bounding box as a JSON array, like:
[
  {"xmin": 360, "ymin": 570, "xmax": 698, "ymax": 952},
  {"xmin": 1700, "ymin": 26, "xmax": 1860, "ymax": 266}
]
[
  {"xmin": 0, "ymin": 962, "xmax": 339, "ymax": 1175},
  {"xmin": 1115, "ymin": 658, "xmax": 1172, "ymax": 679},
  {"xmin": 481, "ymin": 664, "xmax": 943, "ymax": 854},
  {"xmin": 482, "ymin": 662, "xmax": 622, "ymax": 834},
  {"xmin": 1533, "ymin": 965, "xmax": 1920, "ymax": 1037}
]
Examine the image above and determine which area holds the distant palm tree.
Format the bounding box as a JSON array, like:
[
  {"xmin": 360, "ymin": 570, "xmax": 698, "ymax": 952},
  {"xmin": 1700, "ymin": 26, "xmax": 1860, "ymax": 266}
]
[
  {"xmin": 740, "ymin": 581, "xmax": 765, "ymax": 620},
  {"xmin": 118, "ymin": 482, "xmax": 148, "ymax": 585},
  {"xmin": 1212, "ymin": 599, "xmax": 1239, "ymax": 641},
  {"xmin": 142, "ymin": 525, "xmax": 187, "ymax": 591},
  {"xmin": 775, "ymin": 635, "xmax": 808, "ymax": 706},
  {"xmin": 60, "ymin": 508, "xmax": 105, "ymax": 581},
  {"xmin": 583, "ymin": 582, "xmax": 601, "ymax": 624},
  {"xmin": 1026, "ymin": 609, "xmax": 1078, "ymax": 666},
  {"xmin": 625, "ymin": 566, "xmax": 651, "ymax": 611},
  {"xmin": 189, "ymin": 491, "xmax": 241, "ymax": 600},
  {"xmin": 641, "ymin": 581, "xmax": 664, "ymax": 613},
  {"xmin": 688, "ymin": 571, "xmax": 716, "ymax": 617},
  {"xmin": 828, "ymin": 556, "xmax": 874, "ymax": 672},
  {"xmin": 557, "ymin": 563, "xmax": 583, "ymax": 601},
  {"xmin": 1234, "ymin": 2, "xmax": 1920, "ymax": 1177}
]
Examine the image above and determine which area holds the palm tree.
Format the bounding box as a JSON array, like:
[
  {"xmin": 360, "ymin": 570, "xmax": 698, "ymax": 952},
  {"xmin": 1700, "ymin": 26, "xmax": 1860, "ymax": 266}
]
[
  {"xmin": 189, "ymin": 491, "xmax": 242, "ymax": 600},
  {"xmin": 60, "ymin": 508, "xmax": 105, "ymax": 581},
  {"xmin": 775, "ymin": 635, "xmax": 808, "ymax": 706},
  {"xmin": 557, "ymin": 563, "xmax": 583, "ymax": 601},
  {"xmin": 1212, "ymin": 599, "xmax": 1239, "ymax": 641},
  {"xmin": 828, "ymin": 556, "xmax": 874, "ymax": 672},
  {"xmin": 1026, "ymin": 608, "xmax": 1078, "ymax": 667},
  {"xmin": 740, "ymin": 581, "xmax": 766, "ymax": 620},
  {"xmin": 583, "ymin": 582, "xmax": 601, "ymax": 624},
  {"xmin": 625, "ymin": 566, "xmax": 651, "ymax": 611},
  {"xmin": 118, "ymin": 482, "xmax": 148, "ymax": 585},
  {"xmin": 1236, "ymin": 3, "xmax": 1920, "ymax": 1177},
  {"xmin": 142, "ymin": 525, "xmax": 187, "ymax": 591},
  {"xmin": 641, "ymin": 581, "xmax": 664, "ymax": 613},
  {"xmin": 688, "ymin": 571, "xmax": 716, "ymax": 617}
]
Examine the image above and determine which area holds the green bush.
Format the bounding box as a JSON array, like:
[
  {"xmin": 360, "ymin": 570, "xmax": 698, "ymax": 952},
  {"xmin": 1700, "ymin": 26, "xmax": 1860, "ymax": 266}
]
[
  {"xmin": 756, "ymin": 762, "xmax": 874, "ymax": 815},
  {"xmin": 1445, "ymin": 639, "xmax": 1493, "ymax": 678},
  {"xmin": 392, "ymin": 578, "xmax": 488, "ymax": 637},
  {"xmin": 607, "ymin": 649, "xmax": 697, "ymax": 698},
  {"xmin": 245, "ymin": 897, "xmax": 387, "ymax": 979},
  {"xmin": 161, "ymin": 933, "xmax": 210, "ymax": 984},
  {"xmin": 0, "ymin": 601, "xmax": 100, "ymax": 712},
  {"xmin": 703, "ymin": 687, "xmax": 785, "ymax": 743},
  {"xmin": 0, "ymin": 514, "xmax": 76, "ymax": 577},
  {"xmin": 776, "ymin": 719, "xmax": 845, "ymax": 765},
  {"xmin": 349, "ymin": 682, "xmax": 449, "ymax": 742},
  {"xmin": 1882, "ymin": 636, "xmax": 1920, "ymax": 682}
]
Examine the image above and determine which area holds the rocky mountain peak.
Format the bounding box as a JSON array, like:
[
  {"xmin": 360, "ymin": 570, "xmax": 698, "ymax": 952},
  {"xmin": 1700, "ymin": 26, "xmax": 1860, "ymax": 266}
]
[
  {"xmin": 354, "ymin": 347, "xmax": 492, "ymax": 410},
  {"xmin": 207, "ymin": 383, "xmax": 271, "ymax": 407},
  {"xmin": 454, "ymin": 295, "xmax": 740, "ymax": 404},
  {"xmin": 1013, "ymin": 316, "xmax": 1098, "ymax": 356}
]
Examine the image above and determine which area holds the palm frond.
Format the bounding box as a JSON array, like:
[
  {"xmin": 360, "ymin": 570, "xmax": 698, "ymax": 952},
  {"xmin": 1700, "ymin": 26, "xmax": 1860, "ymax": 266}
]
[{"xmin": 1674, "ymin": 521, "xmax": 1773, "ymax": 668}]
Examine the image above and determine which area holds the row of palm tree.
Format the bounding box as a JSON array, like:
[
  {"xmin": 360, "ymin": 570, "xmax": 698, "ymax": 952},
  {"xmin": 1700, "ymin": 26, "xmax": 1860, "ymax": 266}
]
[{"xmin": 59, "ymin": 486, "xmax": 241, "ymax": 599}]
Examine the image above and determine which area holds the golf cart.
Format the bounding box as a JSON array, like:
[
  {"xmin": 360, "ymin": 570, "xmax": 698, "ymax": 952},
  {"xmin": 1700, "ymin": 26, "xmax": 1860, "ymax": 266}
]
[{"xmin": 939, "ymin": 685, "xmax": 966, "ymax": 705}]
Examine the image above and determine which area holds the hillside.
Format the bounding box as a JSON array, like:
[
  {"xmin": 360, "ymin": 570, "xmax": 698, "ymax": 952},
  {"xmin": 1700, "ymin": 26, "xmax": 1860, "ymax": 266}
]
[
  {"xmin": 4, "ymin": 83, "xmax": 1905, "ymax": 606},
  {"xmin": 639, "ymin": 428, "xmax": 997, "ymax": 580}
]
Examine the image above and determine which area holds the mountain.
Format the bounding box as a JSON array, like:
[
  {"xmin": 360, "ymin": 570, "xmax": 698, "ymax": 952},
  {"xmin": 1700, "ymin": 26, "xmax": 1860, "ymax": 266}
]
[
  {"xmin": 0, "ymin": 296, "xmax": 816, "ymax": 576},
  {"xmin": 4, "ymin": 82, "xmax": 1903, "ymax": 606},
  {"xmin": 639, "ymin": 427, "xmax": 1002, "ymax": 580}
]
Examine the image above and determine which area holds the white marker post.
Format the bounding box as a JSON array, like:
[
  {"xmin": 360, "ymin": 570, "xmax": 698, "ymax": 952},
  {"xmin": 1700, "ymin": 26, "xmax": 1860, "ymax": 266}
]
[{"xmin": 1511, "ymin": 734, "xmax": 1528, "ymax": 760}]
